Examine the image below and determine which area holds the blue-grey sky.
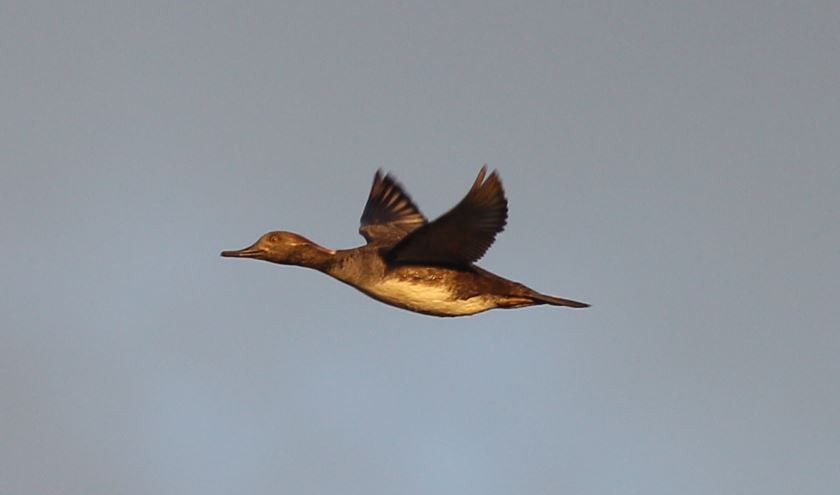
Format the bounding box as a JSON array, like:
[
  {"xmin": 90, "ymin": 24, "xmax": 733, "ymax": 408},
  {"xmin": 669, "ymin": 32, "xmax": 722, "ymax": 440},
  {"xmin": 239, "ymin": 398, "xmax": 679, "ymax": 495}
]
[{"xmin": 2, "ymin": 2, "xmax": 838, "ymax": 494}]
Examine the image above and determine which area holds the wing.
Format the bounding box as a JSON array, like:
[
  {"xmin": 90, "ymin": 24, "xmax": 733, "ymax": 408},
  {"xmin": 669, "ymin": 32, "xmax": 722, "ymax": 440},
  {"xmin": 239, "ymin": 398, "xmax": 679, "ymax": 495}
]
[
  {"xmin": 359, "ymin": 169, "xmax": 427, "ymax": 244},
  {"xmin": 385, "ymin": 166, "xmax": 508, "ymax": 266}
]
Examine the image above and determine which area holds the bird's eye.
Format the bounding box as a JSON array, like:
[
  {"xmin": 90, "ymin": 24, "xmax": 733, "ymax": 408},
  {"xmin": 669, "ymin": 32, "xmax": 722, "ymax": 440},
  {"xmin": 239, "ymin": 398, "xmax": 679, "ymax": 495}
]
[{"xmin": 269, "ymin": 234, "xmax": 279, "ymax": 243}]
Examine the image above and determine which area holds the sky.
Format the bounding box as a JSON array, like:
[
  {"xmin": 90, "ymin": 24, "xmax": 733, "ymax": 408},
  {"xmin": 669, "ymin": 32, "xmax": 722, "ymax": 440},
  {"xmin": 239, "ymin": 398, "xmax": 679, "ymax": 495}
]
[{"xmin": 2, "ymin": 2, "xmax": 839, "ymax": 494}]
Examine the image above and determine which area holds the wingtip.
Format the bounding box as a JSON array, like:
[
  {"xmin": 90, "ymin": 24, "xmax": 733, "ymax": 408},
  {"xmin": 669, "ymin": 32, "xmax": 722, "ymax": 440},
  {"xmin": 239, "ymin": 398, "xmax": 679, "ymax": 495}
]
[
  {"xmin": 474, "ymin": 164, "xmax": 502, "ymax": 185},
  {"xmin": 472, "ymin": 165, "xmax": 488, "ymax": 190}
]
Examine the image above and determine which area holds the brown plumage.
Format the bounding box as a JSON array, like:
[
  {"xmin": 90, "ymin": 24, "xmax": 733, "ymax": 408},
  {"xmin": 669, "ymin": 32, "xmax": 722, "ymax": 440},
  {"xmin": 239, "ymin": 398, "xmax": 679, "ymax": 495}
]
[{"xmin": 222, "ymin": 166, "xmax": 589, "ymax": 316}]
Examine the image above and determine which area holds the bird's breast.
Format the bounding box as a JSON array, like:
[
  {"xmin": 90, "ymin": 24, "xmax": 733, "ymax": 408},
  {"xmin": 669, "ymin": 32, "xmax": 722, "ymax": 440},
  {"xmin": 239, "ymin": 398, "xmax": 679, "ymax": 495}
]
[{"xmin": 362, "ymin": 278, "xmax": 495, "ymax": 316}]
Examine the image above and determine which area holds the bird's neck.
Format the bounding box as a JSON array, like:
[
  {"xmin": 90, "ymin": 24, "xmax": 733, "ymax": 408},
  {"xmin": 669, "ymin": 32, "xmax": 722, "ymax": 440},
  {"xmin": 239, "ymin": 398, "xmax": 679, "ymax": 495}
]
[{"xmin": 273, "ymin": 241, "xmax": 337, "ymax": 272}]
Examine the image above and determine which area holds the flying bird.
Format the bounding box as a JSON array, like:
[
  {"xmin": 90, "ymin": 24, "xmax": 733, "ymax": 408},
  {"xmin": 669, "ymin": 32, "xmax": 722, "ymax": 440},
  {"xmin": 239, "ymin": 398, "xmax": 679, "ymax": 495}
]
[{"xmin": 222, "ymin": 167, "xmax": 589, "ymax": 316}]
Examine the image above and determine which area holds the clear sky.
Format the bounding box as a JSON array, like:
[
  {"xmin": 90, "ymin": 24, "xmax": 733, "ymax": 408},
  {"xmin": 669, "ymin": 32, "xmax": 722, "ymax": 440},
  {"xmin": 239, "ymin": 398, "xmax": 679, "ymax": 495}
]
[{"xmin": 2, "ymin": 2, "xmax": 838, "ymax": 494}]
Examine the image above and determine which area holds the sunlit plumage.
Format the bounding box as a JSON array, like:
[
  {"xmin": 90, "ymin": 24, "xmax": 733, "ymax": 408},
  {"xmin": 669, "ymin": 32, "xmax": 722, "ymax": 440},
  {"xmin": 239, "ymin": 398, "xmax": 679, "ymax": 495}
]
[{"xmin": 222, "ymin": 167, "xmax": 589, "ymax": 316}]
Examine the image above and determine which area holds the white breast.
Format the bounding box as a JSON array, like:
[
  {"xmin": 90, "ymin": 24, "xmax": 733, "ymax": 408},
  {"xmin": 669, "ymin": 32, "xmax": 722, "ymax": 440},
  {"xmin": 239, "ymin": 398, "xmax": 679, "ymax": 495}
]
[{"xmin": 364, "ymin": 278, "xmax": 495, "ymax": 316}]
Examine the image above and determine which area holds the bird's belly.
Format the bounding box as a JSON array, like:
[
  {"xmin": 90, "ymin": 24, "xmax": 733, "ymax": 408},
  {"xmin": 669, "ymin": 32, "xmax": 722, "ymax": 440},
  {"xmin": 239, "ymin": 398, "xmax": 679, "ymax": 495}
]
[{"xmin": 362, "ymin": 279, "xmax": 495, "ymax": 316}]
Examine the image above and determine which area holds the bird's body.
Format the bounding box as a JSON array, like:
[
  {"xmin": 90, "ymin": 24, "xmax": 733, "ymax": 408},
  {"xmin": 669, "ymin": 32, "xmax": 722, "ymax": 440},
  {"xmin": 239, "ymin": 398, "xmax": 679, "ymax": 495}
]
[
  {"xmin": 222, "ymin": 167, "xmax": 588, "ymax": 316},
  {"xmin": 327, "ymin": 245, "xmax": 549, "ymax": 316}
]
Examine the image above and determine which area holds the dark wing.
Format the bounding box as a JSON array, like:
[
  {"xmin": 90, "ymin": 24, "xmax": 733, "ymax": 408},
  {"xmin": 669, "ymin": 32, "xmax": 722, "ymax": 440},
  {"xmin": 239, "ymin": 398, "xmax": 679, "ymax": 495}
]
[
  {"xmin": 359, "ymin": 169, "xmax": 427, "ymax": 244},
  {"xmin": 385, "ymin": 166, "xmax": 508, "ymax": 266}
]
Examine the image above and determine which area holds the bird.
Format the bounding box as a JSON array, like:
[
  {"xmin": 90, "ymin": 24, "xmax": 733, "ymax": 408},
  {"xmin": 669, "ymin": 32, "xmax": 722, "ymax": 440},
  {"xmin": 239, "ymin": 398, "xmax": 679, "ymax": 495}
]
[{"xmin": 221, "ymin": 166, "xmax": 589, "ymax": 317}]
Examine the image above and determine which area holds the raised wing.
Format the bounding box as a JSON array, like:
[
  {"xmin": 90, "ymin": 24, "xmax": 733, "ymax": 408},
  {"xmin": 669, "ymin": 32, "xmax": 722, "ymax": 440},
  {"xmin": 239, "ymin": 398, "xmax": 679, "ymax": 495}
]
[
  {"xmin": 385, "ymin": 166, "xmax": 508, "ymax": 266},
  {"xmin": 359, "ymin": 170, "xmax": 427, "ymax": 244}
]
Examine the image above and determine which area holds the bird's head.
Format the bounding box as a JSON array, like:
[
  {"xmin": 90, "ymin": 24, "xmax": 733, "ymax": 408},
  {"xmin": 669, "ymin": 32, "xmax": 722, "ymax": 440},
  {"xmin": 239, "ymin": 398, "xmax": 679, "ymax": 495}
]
[{"xmin": 221, "ymin": 231, "xmax": 333, "ymax": 266}]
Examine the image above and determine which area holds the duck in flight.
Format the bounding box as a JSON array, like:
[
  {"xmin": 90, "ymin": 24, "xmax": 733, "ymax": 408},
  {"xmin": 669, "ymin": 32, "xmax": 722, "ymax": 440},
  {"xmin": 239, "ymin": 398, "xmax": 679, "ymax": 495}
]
[{"xmin": 221, "ymin": 167, "xmax": 589, "ymax": 317}]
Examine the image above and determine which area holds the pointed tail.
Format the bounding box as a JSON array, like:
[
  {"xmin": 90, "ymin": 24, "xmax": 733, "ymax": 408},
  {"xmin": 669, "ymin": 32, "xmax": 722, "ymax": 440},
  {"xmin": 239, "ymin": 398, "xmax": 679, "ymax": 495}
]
[{"xmin": 528, "ymin": 292, "xmax": 590, "ymax": 308}]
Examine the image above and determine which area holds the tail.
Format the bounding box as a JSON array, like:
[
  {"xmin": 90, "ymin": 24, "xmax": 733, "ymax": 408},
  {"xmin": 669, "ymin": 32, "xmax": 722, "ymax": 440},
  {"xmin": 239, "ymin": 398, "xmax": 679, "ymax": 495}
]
[{"xmin": 528, "ymin": 292, "xmax": 590, "ymax": 308}]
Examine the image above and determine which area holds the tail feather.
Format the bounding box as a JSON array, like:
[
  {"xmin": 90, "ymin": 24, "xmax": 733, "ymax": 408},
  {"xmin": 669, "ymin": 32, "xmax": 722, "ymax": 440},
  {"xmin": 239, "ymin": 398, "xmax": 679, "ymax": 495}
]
[{"xmin": 528, "ymin": 292, "xmax": 590, "ymax": 308}]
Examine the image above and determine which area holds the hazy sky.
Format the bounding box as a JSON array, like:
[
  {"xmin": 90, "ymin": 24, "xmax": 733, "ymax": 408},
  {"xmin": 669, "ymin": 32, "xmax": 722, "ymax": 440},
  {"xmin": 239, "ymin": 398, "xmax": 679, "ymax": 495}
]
[{"xmin": 2, "ymin": 2, "xmax": 839, "ymax": 494}]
